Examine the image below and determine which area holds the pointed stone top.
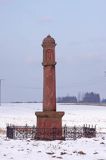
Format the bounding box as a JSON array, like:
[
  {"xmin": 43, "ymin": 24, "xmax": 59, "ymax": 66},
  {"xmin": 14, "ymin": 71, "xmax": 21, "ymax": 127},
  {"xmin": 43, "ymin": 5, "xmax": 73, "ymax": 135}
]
[
  {"xmin": 42, "ymin": 35, "xmax": 56, "ymax": 48},
  {"xmin": 47, "ymin": 34, "xmax": 51, "ymax": 38}
]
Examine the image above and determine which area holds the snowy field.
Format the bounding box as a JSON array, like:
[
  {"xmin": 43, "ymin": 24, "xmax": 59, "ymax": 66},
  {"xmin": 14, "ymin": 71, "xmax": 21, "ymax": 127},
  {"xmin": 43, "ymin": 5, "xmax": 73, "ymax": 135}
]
[{"xmin": 0, "ymin": 103, "xmax": 106, "ymax": 160}]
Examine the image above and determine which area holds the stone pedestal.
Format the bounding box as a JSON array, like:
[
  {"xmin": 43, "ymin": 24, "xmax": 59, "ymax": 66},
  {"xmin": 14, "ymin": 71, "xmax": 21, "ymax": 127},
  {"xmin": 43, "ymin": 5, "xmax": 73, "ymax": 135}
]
[
  {"xmin": 35, "ymin": 35, "xmax": 64, "ymax": 140},
  {"xmin": 35, "ymin": 111, "xmax": 64, "ymax": 140}
]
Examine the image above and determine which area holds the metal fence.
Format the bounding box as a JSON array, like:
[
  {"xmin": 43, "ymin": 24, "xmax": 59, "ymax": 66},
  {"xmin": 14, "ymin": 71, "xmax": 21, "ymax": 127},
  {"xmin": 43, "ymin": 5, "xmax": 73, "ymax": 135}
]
[
  {"xmin": 7, "ymin": 124, "xmax": 36, "ymax": 139},
  {"xmin": 6, "ymin": 124, "xmax": 96, "ymax": 140}
]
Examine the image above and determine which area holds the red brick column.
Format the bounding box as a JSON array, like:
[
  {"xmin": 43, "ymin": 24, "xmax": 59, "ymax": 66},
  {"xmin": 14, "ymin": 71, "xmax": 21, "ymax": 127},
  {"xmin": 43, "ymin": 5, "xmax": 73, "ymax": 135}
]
[
  {"xmin": 35, "ymin": 35, "xmax": 64, "ymax": 140},
  {"xmin": 42, "ymin": 38, "xmax": 56, "ymax": 111}
]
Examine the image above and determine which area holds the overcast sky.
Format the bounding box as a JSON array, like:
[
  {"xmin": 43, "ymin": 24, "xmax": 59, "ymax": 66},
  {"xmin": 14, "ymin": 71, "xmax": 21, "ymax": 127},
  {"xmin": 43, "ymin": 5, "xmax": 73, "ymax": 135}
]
[{"xmin": 0, "ymin": 0, "xmax": 106, "ymax": 102}]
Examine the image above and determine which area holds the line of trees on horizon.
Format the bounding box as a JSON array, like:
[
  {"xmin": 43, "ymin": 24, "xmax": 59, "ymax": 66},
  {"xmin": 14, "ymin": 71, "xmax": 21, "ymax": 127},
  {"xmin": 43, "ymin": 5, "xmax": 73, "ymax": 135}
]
[
  {"xmin": 10, "ymin": 92, "xmax": 106, "ymax": 104},
  {"xmin": 57, "ymin": 92, "xmax": 106, "ymax": 104}
]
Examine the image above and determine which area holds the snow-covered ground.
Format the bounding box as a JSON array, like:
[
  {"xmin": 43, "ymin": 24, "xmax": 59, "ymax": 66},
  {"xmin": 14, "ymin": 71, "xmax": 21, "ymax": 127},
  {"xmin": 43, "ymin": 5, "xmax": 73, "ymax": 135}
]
[
  {"xmin": 0, "ymin": 103, "xmax": 106, "ymax": 160},
  {"xmin": 0, "ymin": 103, "xmax": 106, "ymax": 132}
]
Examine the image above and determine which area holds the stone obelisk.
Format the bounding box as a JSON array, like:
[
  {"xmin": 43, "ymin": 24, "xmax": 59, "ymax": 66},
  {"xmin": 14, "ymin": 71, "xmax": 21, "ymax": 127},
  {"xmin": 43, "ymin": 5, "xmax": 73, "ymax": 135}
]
[{"xmin": 35, "ymin": 35, "xmax": 64, "ymax": 140}]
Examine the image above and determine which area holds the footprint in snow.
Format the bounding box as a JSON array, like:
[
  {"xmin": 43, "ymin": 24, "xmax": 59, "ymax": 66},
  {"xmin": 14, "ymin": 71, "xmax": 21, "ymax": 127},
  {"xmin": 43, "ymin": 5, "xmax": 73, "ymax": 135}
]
[
  {"xmin": 100, "ymin": 142, "xmax": 105, "ymax": 144},
  {"xmin": 46, "ymin": 152, "xmax": 55, "ymax": 155},
  {"xmin": 93, "ymin": 152, "xmax": 98, "ymax": 154},
  {"xmin": 56, "ymin": 156, "xmax": 63, "ymax": 159},
  {"xmin": 60, "ymin": 152, "xmax": 67, "ymax": 155}
]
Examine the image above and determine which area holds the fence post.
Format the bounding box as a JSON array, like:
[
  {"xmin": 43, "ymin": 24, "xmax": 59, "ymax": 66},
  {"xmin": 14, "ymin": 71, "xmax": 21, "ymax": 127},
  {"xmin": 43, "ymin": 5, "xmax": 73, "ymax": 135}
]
[
  {"xmin": 64, "ymin": 125, "xmax": 67, "ymax": 140},
  {"xmin": 13, "ymin": 125, "xmax": 15, "ymax": 139},
  {"xmin": 32, "ymin": 125, "xmax": 35, "ymax": 139},
  {"xmin": 73, "ymin": 126, "xmax": 76, "ymax": 140},
  {"xmin": 25, "ymin": 124, "xmax": 28, "ymax": 139}
]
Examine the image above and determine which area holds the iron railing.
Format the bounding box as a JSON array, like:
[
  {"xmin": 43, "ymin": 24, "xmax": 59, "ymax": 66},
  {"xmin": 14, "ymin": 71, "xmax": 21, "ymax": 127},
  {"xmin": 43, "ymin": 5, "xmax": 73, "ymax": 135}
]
[{"xmin": 6, "ymin": 124, "xmax": 96, "ymax": 140}]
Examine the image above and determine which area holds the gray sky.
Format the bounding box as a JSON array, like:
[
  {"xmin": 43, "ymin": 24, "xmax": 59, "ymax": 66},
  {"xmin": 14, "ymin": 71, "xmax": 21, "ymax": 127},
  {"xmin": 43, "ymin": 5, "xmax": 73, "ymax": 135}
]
[{"xmin": 0, "ymin": 0, "xmax": 106, "ymax": 102}]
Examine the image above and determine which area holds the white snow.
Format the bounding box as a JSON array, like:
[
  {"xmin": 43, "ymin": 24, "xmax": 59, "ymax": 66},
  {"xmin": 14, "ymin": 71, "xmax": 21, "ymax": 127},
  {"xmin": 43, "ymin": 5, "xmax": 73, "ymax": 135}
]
[{"xmin": 0, "ymin": 103, "xmax": 106, "ymax": 160}]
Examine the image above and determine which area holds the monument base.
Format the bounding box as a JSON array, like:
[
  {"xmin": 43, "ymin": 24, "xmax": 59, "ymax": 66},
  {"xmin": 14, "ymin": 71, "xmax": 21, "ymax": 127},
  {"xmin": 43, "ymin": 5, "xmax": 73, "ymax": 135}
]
[{"xmin": 35, "ymin": 111, "xmax": 64, "ymax": 140}]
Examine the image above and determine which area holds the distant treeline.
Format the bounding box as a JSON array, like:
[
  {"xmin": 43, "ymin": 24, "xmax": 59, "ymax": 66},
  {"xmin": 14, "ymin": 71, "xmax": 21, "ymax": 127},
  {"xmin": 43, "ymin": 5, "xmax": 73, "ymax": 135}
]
[
  {"xmin": 10, "ymin": 92, "xmax": 106, "ymax": 104},
  {"xmin": 57, "ymin": 92, "xmax": 106, "ymax": 104}
]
